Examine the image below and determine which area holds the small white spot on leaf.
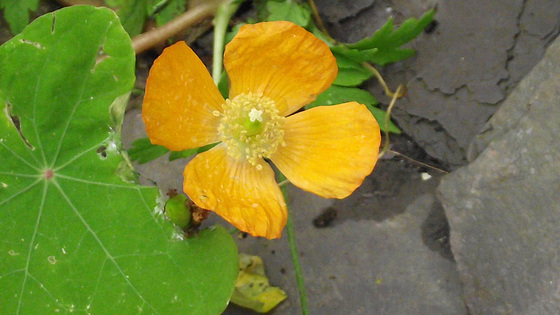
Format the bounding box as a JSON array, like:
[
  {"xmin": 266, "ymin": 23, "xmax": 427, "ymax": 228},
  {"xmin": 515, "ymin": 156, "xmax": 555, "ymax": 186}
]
[
  {"xmin": 8, "ymin": 250, "xmax": 19, "ymax": 256},
  {"xmin": 18, "ymin": 39, "xmax": 45, "ymax": 49},
  {"xmin": 47, "ymin": 255, "xmax": 57, "ymax": 264}
]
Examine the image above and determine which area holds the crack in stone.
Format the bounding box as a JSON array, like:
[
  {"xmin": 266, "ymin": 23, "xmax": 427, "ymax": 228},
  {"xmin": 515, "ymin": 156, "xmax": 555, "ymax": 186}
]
[
  {"xmin": 503, "ymin": 0, "xmax": 527, "ymax": 80},
  {"xmin": 338, "ymin": 1, "xmax": 377, "ymax": 23}
]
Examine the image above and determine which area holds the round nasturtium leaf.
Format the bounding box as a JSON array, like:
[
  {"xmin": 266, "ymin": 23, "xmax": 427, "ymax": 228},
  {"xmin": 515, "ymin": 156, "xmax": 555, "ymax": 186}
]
[{"xmin": 0, "ymin": 6, "xmax": 238, "ymax": 314}]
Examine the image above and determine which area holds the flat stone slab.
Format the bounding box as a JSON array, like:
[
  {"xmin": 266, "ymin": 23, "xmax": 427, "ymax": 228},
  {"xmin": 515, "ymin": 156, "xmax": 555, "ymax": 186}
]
[
  {"xmin": 226, "ymin": 160, "xmax": 465, "ymax": 314},
  {"xmin": 438, "ymin": 36, "xmax": 560, "ymax": 313},
  {"xmin": 322, "ymin": 0, "xmax": 560, "ymax": 167}
]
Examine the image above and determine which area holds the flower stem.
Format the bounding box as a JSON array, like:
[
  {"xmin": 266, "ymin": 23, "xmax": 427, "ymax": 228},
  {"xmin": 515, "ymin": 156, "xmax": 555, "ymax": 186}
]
[
  {"xmin": 212, "ymin": 0, "xmax": 244, "ymax": 84},
  {"xmin": 278, "ymin": 175, "xmax": 310, "ymax": 315}
]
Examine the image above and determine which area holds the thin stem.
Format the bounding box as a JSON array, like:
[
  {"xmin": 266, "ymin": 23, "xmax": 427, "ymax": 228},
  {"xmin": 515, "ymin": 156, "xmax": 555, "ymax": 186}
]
[
  {"xmin": 378, "ymin": 84, "xmax": 404, "ymax": 159},
  {"xmin": 308, "ymin": 0, "xmax": 336, "ymax": 44},
  {"xmin": 277, "ymin": 179, "xmax": 290, "ymax": 187},
  {"xmin": 387, "ymin": 149, "xmax": 448, "ymax": 173},
  {"xmin": 131, "ymin": 0, "xmax": 226, "ymax": 54},
  {"xmin": 362, "ymin": 62, "xmax": 407, "ymax": 99},
  {"xmin": 212, "ymin": 0, "xmax": 244, "ymax": 84},
  {"xmin": 279, "ymin": 174, "xmax": 310, "ymax": 315}
]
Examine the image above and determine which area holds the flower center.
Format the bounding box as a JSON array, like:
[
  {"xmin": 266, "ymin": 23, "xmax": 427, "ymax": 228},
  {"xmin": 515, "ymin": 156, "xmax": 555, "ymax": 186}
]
[{"xmin": 218, "ymin": 93, "xmax": 285, "ymax": 170}]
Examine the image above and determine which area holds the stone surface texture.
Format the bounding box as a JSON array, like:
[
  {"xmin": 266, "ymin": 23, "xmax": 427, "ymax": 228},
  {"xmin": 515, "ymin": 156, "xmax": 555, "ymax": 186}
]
[
  {"xmin": 226, "ymin": 166, "xmax": 465, "ymax": 315},
  {"xmin": 118, "ymin": 1, "xmax": 560, "ymax": 314},
  {"xmin": 438, "ymin": 36, "xmax": 560, "ymax": 313},
  {"xmin": 319, "ymin": 0, "xmax": 560, "ymax": 167}
]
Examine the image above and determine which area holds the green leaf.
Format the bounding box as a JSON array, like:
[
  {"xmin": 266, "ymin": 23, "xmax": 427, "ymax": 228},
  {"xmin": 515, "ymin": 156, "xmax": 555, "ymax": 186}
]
[
  {"xmin": 153, "ymin": 0, "xmax": 186, "ymax": 26},
  {"xmin": 331, "ymin": 46, "xmax": 378, "ymax": 64},
  {"xmin": 107, "ymin": 0, "xmax": 150, "ymax": 36},
  {"xmin": 367, "ymin": 105, "xmax": 401, "ymax": 134},
  {"xmin": 128, "ymin": 137, "xmax": 217, "ymax": 164},
  {"xmin": 337, "ymin": 10, "xmax": 435, "ymax": 65},
  {"xmin": 265, "ymin": 0, "xmax": 311, "ymax": 27},
  {"xmin": 168, "ymin": 143, "xmax": 217, "ymax": 161},
  {"xmin": 349, "ymin": 10, "xmax": 435, "ymax": 51},
  {"xmin": 217, "ymin": 70, "xmax": 229, "ymax": 98},
  {"xmin": 128, "ymin": 137, "xmax": 169, "ymax": 164},
  {"xmin": 333, "ymin": 54, "xmax": 373, "ymax": 86},
  {"xmin": 306, "ymin": 85, "xmax": 401, "ymax": 133},
  {"xmin": 146, "ymin": 0, "xmax": 167, "ymax": 16},
  {"xmin": 0, "ymin": 0, "xmax": 40, "ymax": 34},
  {"xmin": 0, "ymin": 6, "xmax": 238, "ymax": 314}
]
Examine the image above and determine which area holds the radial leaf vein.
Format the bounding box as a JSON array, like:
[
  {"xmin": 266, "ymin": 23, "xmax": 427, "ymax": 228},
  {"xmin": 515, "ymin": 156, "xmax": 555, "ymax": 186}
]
[
  {"xmin": 50, "ymin": 24, "xmax": 113, "ymax": 168},
  {"xmin": 52, "ymin": 179, "xmax": 157, "ymax": 312},
  {"xmin": 17, "ymin": 180, "xmax": 48, "ymax": 315},
  {"xmin": 55, "ymin": 174, "xmax": 153, "ymax": 190},
  {"xmin": 0, "ymin": 178, "xmax": 42, "ymax": 207},
  {"xmin": 0, "ymin": 141, "xmax": 40, "ymax": 172},
  {"xmin": 53, "ymin": 140, "xmax": 107, "ymax": 172}
]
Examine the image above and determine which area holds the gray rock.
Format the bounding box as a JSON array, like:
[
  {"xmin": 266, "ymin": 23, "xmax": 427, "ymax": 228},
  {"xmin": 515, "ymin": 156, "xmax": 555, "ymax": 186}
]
[
  {"xmin": 438, "ymin": 36, "xmax": 560, "ymax": 314},
  {"xmin": 350, "ymin": 0, "xmax": 560, "ymax": 167},
  {"xmin": 227, "ymin": 160, "xmax": 465, "ymax": 315}
]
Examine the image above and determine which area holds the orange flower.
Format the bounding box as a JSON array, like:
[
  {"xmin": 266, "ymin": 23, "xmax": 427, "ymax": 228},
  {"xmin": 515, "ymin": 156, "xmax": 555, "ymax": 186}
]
[{"xmin": 143, "ymin": 21, "xmax": 381, "ymax": 239}]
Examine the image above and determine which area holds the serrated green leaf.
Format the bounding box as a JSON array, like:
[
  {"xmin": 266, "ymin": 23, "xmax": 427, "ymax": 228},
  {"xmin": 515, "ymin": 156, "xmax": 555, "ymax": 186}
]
[
  {"xmin": 0, "ymin": 6, "xmax": 238, "ymax": 314},
  {"xmin": 333, "ymin": 68, "xmax": 372, "ymax": 86},
  {"xmin": 128, "ymin": 137, "xmax": 169, "ymax": 164},
  {"xmin": 331, "ymin": 46, "xmax": 378, "ymax": 63},
  {"xmin": 307, "ymin": 85, "xmax": 378, "ymax": 108},
  {"xmin": 341, "ymin": 9, "xmax": 435, "ymax": 65},
  {"xmin": 265, "ymin": 0, "xmax": 311, "ymax": 27},
  {"xmin": 366, "ymin": 104, "xmax": 401, "ymax": 134},
  {"xmin": 349, "ymin": 10, "xmax": 435, "ymax": 51},
  {"xmin": 306, "ymin": 85, "xmax": 401, "ymax": 133},
  {"xmin": 168, "ymin": 143, "xmax": 217, "ymax": 161},
  {"xmin": 332, "ymin": 54, "xmax": 372, "ymax": 86},
  {"xmin": 0, "ymin": 0, "xmax": 40, "ymax": 34}
]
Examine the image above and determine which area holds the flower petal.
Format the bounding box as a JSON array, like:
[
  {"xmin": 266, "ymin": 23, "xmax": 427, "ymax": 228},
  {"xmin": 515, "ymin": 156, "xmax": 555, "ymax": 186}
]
[
  {"xmin": 270, "ymin": 102, "xmax": 381, "ymax": 199},
  {"xmin": 183, "ymin": 144, "xmax": 287, "ymax": 239},
  {"xmin": 224, "ymin": 21, "xmax": 337, "ymax": 117},
  {"xmin": 143, "ymin": 41, "xmax": 224, "ymax": 151}
]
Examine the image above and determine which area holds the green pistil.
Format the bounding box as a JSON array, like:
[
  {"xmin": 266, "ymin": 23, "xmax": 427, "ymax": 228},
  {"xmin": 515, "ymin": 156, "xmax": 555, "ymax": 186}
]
[
  {"xmin": 218, "ymin": 93, "xmax": 285, "ymax": 168},
  {"xmin": 242, "ymin": 117, "xmax": 262, "ymax": 136}
]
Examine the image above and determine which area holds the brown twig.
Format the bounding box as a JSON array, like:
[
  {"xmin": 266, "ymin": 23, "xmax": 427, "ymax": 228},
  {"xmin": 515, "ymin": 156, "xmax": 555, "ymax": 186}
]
[
  {"xmin": 387, "ymin": 149, "xmax": 448, "ymax": 173},
  {"xmin": 132, "ymin": 0, "xmax": 226, "ymax": 54}
]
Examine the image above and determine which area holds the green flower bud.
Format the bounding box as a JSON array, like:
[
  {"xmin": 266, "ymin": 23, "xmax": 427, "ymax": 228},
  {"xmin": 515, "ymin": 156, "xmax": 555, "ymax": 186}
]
[{"xmin": 165, "ymin": 194, "xmax": 191, "ymax": 228}]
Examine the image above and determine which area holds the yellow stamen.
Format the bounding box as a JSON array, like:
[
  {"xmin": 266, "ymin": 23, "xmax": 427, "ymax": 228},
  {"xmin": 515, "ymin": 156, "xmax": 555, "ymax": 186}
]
[{"xmin": 218, "ymin": 93, "xmax": 285, "ymax": 169}]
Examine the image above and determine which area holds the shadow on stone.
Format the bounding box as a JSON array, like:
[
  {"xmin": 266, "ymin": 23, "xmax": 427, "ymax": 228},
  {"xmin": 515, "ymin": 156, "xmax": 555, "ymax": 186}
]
[{"xmin": 421, "ymin": 200, "xmax": 454, "ymax": 261}]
